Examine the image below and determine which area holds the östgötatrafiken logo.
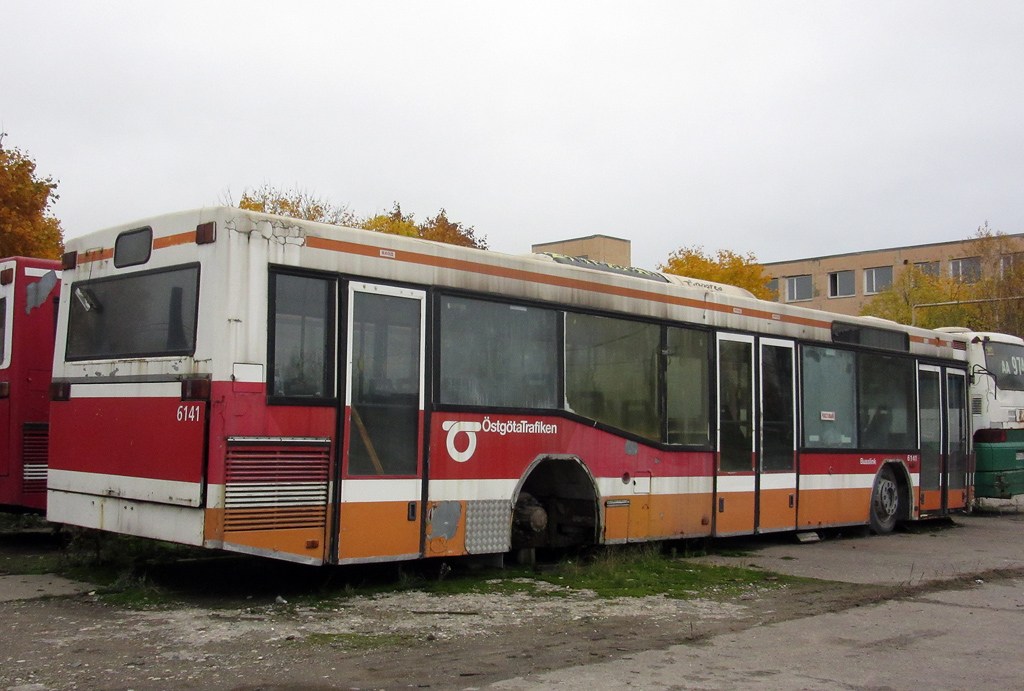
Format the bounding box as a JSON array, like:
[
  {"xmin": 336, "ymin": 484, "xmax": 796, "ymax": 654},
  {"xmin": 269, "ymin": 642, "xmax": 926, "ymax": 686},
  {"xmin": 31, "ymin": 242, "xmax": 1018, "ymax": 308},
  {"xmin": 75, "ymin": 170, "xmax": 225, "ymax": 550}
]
[{"xmin": 441, "ymin": 417, "xmax": 559, "ymax": 463}]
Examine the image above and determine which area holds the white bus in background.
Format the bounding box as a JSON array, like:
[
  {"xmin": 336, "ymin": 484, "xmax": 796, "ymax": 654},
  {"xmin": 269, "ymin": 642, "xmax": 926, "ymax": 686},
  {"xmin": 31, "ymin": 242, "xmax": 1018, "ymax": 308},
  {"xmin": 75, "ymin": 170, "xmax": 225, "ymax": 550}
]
[{"xmin": 939, "ymin": 328, "xmax": 1024, "ymax": 509}]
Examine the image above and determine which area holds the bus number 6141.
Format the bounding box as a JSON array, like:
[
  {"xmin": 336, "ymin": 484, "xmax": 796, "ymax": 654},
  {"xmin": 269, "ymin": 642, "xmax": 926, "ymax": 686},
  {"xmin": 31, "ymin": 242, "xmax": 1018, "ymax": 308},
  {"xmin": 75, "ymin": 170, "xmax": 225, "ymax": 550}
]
[{"xmin": 177, "ymin": 404, "xmax": 202, "ymax": 422}]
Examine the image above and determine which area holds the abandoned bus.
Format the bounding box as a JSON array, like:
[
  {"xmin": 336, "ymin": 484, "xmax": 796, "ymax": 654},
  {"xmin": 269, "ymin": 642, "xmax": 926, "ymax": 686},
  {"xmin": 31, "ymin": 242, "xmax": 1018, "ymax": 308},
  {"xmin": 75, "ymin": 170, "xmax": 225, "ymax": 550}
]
[
  {"xmin": 0, "ymin": 256, "xmax": 61, "ymax": 511},
  {"xmin": 48, "ymin": 208, "xmax": 971, "ymax": 564}
]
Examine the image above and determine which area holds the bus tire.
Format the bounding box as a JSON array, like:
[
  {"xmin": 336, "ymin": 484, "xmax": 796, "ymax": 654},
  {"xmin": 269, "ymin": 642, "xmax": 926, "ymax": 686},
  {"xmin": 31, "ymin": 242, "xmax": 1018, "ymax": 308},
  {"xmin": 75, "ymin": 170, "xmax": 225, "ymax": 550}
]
[{"xmin": 869, "ymin": 465, "xmax": 901, "ymax": 535}]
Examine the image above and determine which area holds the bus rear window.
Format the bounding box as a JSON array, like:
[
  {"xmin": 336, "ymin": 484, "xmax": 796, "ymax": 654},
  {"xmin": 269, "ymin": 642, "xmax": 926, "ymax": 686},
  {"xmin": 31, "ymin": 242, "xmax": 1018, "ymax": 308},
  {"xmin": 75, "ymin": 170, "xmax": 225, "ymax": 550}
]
[
  {"xmin": 114, "ymin": 227, "xmax": 153, "ymax": 268},
  {"xmin": 66, "ymin": 265, "xmax": 200, "ymax": 361},
  {"xmin": 983, "ymin": 341, "xmax": 1024, "ymax": 391}
]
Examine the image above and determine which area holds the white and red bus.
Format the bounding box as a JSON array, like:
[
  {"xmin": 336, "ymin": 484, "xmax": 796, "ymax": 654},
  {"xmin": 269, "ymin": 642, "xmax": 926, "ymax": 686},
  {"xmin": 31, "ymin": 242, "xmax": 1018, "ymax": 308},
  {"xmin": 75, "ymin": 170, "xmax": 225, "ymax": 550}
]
[
  {"xmin": 47, "ymin": 208, "xmax": 971, "ymax": 565},
  {"xmin": 0, "ymin": 256, "xmax": 61, "ymax": 511}
]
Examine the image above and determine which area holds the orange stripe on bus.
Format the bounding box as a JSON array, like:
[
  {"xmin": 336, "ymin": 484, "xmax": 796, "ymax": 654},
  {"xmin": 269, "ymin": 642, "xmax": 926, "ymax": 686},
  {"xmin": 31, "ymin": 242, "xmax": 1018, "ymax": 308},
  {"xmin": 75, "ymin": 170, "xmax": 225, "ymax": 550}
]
[
  {"xmin": 305, "ymin": 236, "xmax": 835, "ymax": 331},
  {"xmin": 911, "ymin": 335, "xmax": 952, "ymax": 347},
  {"xmin": 153, "ymin": 231, "xmax": 196, "ymax": 249},
  {"xmin": 78, "ymin": 248, "xmax": 113, "ymax": 264}
]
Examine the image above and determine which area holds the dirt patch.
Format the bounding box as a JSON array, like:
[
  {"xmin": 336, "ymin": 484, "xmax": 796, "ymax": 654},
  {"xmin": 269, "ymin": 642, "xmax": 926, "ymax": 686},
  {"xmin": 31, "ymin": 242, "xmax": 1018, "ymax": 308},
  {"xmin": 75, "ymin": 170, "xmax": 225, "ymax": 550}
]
[
  {"xmin": 0, "ymin": 573, "xmax": 943, "ymax": 691},
  {"xmin": 6, "ymin": 514, "xmax": 1024, "ymax": 691}
]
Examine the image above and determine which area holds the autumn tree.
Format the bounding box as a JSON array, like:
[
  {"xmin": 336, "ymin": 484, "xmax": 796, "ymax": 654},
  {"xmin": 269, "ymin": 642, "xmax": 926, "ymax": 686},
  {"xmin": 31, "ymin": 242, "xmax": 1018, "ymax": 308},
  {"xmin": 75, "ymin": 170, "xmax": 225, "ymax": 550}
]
[
  {"xmin": 859, "ymin": 266, "xmax": 975, "ymax": 329},
  {"xmin": 230, "ymin": 184, "xmax": 487, "ymax": 249},
  {"xmin": 960, "ymin": 223, "xmax": 1024, "ymax": 337},
  {"xmin": 235, "ymin": 183, "xmax": 357, "ymax": 226},
  {"xmin": 658, "ymin": 246, "xmax": 774, "ymax": 299},
  {"xmin": 417, "ymin": 209, "xmax": 488, "ymax": 249},
  {"xmin": 858, "ymin": 224, "xmax": 1024, "ymax": 338},
  {"xmin": 0, "ymin": 133, "xmax": 64, "ymax": 259},
  {"xmin": 358, "ymin": 202, "xmax": 419, "ymax": 238}
]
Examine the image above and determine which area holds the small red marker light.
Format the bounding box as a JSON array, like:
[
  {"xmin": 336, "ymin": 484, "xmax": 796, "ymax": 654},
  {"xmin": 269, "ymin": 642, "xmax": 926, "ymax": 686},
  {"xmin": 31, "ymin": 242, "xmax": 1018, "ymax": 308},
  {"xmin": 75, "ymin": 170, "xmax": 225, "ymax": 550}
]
[
  {"xmin": 49, "ymin": 381, "xmax": 71, "ymax": 401},
  {"xmin": 974, "ymin": 428, "xmax": 1007, "ymax": 444},
  {"xmin": 0, "ymin": 269, "xmax": 12, "ymax": 285},
  {"xmin": 196, "ymin": 222, "xmax": 216, "ymax": 245},
  {"xmin": 61, "ymin": 252, "xmax": 78, "ymax": 270},
  {"xmin": 181, "ymin": 376, "xmax": 212, "ymax": 401}
]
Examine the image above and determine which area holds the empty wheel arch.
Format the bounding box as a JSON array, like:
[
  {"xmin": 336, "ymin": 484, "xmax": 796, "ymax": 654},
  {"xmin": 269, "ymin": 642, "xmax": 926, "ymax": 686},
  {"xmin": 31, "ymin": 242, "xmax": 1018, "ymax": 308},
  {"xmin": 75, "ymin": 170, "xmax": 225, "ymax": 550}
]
[{"xmin": 511, "ymin": 456, "xmax": 600, "ymax": 551}]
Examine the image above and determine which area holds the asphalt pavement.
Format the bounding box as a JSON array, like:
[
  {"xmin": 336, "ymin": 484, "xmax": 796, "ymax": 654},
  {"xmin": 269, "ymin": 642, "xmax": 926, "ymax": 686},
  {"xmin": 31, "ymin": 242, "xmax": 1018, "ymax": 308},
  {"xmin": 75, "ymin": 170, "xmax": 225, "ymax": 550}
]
[{"xmin": 488, "ymin": 512, "xmax": 1024, "ymax": 691}]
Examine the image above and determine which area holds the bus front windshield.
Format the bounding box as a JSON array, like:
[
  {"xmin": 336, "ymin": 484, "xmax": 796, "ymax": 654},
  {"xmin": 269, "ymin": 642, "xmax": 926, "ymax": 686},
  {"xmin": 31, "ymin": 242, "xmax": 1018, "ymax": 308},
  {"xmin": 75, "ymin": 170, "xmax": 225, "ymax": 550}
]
[{"xmin": 983, "ymin": 340, "xmax": 1024, "ymax": 391}]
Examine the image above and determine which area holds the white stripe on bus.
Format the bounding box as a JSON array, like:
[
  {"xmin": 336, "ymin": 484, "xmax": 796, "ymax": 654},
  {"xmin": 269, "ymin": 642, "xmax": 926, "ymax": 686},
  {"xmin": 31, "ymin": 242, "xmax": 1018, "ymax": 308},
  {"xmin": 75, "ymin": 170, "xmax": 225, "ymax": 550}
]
[
  {"xmin": 48, "ymin": 469, "xmax": 202, "ymax": 507},
  {"xmin": 799, "ymin": 474, "xmax": 877, "ymax": 491},
  {"xmin": 339, "ymin": 478, "xmax": 422, "ymax": 503},
  {"xmin": 69, "ymin": 382, "xmax": 181, "ymax": 398}
]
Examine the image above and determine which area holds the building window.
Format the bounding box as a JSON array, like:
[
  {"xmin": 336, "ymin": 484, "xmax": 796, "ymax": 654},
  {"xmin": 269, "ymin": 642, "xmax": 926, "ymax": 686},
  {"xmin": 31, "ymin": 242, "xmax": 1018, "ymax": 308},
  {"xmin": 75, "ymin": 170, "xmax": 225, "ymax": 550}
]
[
  {"xmin": 950, "ymin": 257, "xmax": 981, "ymax": 283},
  {"xmin": 828, "ymin": 270, "xmax": 855, "ymax": 298},
  {"xmin": 914, "ymin": 261, "xmax": 940, "ymax": 277},
  {"xmin": 864, "ymin": 266, "xmax": 893, "ymax": 295},
  {"xmin": 785, "ymin": 275, "xmax": 813, "ymax": 302},
  {"xmin": 1001, "ymin": 253, "xmax": 1024, "ymax": 276},
  {"xmin": 766, "ymin": 278, "xmax": 779, "ymax": 300}
]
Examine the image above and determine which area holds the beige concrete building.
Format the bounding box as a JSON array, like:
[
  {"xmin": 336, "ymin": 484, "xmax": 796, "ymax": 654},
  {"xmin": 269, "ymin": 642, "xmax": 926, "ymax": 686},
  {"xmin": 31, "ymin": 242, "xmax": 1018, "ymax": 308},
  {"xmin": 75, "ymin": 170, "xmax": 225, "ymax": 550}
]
[
  {"xmin": 532, "ymin": 235, "xmax": 631, "ymax": 267},
  {"xmin": 763, "ymin": 234, "xmax": 1024, "ymax": 315}
]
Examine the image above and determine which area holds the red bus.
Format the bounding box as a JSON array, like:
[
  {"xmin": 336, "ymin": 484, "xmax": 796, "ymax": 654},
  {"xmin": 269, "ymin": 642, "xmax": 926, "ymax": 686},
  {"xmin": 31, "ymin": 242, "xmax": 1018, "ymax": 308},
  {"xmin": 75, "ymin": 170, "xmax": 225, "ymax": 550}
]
[
  {"xmin": 47, "ymin": 208, "xmax": 970, "ymax": 564},
  {"xmin": 0, "ymin": 257, "xmax": 61, "ymax": 511}
]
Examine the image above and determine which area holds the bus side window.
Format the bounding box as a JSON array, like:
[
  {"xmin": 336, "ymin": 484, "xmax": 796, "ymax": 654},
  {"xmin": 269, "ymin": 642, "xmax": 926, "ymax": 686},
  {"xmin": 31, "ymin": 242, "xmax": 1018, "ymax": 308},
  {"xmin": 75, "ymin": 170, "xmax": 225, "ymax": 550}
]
[
  {"xmin": 269, "ymin": 273, "xmax": 335, "ymax": 399},
  {"xmin": 858, "ymin": 353, "xmax": 917, "ymax": 450},
  {"xmin": 665, "ymin": 327, "xmax": 710, "ymax": 446},
  {"xmin": 565, "ymin": 313, "xmax": 661, "ymax": 441},
  {"xmin": 801, "ymin": 346, "xmax": 856, "ymax": 448},
  {"xmin": 438, "ymin": 296, "xmax": 559, "ymax": 409}
]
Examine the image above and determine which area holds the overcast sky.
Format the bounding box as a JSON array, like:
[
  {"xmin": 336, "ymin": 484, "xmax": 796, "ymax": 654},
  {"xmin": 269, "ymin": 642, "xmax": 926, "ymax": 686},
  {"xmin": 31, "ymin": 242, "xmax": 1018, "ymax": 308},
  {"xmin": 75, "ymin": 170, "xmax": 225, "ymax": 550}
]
[{"xmin": 2, "ymin": 2, "xmax": 1022, "ymax": 270}]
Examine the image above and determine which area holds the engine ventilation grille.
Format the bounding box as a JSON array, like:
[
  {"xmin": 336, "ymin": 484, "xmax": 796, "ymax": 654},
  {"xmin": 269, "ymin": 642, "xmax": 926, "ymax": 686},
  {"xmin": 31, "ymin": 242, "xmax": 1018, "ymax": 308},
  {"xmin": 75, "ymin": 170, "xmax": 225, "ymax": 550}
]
[
  {"xmin": 224, "ymin": 440, "xmax": 331, "ymax": 532},
  {"xmin": 951, "ymin": 340, "xmax": 967, "ymax": 351},
  {"xmin": 22, "ymin": 423, "xmax": 48, "ymax": 494}
]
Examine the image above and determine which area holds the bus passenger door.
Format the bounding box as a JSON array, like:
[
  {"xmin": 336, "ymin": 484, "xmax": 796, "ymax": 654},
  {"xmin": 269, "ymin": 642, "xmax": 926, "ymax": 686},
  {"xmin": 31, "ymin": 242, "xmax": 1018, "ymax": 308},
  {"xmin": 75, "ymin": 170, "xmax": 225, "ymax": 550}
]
[
  {"xmin": 715, "ymin": 333, "xmax": 755, "ymax": 536},
  {"xmin": 945, "ymin": 370, "xmax": 969, "ymax": 511},
  {"xmin": 336, "ymin": 283, "xmax": 426, "ymax": 564},
  {"xmin": 757, "ymin": 339, "xmax": 797, "ymax": 533},
  {"xmin": 918, "ymin": 365, "xmax": 943, "ymax": 514}
]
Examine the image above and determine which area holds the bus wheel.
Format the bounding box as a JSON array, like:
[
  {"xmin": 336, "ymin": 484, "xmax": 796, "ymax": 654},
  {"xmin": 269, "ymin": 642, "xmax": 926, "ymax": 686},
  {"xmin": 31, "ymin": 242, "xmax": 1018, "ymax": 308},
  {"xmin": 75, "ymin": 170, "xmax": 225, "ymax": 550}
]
[{"xmin": 869, "ymin": 465, "xmax": 901, "ymax": 535}]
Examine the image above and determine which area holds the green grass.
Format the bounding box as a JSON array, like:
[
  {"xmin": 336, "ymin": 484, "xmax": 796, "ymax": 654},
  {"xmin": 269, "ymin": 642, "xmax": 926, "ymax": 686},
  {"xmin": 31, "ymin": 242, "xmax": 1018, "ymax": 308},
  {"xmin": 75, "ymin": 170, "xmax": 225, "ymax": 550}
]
[
  {"xmin": 360, "ymin": 545, "xmax": 788, "ymax": 602},
  {"xmin": 529, "ymin": 545, "xmax": 781, "ymax": 599},
  {"xmin": 0, "ymin": 517, "xmax": 790, "ymax": 608},
  {"xmin": 0, "ymin": 512, "xmax": 49, "ymax": 533}
]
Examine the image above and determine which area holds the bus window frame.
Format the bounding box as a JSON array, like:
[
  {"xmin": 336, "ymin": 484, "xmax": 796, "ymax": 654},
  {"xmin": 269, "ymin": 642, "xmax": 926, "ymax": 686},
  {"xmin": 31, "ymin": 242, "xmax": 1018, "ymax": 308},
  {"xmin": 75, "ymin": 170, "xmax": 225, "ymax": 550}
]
[
  {"xmin": 266, "ymin": 266, "xmax": 339, "ymax": 407},
  {"xmin": 64, "ymin": 262, "xmax": 201, "ymax": 362},
  {"xmin": 799, "ymin": 341, "xmax": 922, "ymax": 453},
  {"xmin": 431, "ymin": 288, "xmax": 716, "ymax": 452}
]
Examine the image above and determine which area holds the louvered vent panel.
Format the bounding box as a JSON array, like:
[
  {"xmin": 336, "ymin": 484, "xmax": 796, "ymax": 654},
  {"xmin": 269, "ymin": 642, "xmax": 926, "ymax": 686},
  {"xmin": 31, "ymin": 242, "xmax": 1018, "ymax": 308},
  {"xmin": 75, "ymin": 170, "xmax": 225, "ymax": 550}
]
[
  {"xmin": 952, "ymin": 340, "xmax": 967, "ymax": 351},
  {"xmin": 971, "ymin": 396, "xmax": 983, "ymax": 417},
  {"xmin": 22, "ymin": 423, "xmax": 48, "ymax": 494},
  {"xmin": 224, "ymin": 443, "xmax": 330, "ymax": 531}
]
